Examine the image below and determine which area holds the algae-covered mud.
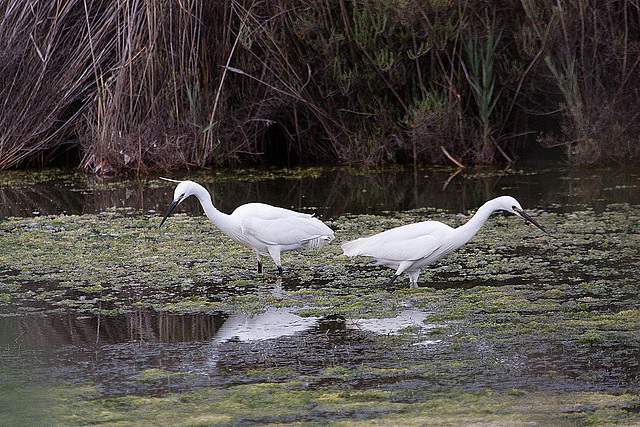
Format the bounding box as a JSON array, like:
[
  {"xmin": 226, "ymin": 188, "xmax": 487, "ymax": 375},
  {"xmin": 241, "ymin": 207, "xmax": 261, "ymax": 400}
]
[{"xmin": 1, "ymin": 166, "xmax": 639, "ymax": 425}]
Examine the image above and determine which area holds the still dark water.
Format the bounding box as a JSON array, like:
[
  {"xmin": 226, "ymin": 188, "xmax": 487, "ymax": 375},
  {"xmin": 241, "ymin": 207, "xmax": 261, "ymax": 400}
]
[
  {"xmin": 1, "ymin": 165, "xmax": 638, "ymax": 220},
  {"xmin": 1, "ymin": 165, "xmax": 639, "ymax": 400}
]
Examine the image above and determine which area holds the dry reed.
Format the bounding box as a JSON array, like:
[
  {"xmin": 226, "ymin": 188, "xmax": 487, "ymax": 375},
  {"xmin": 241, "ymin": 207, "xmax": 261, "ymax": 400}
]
[{"xmin": 0, "ymin": 0, "xmax": 638, "ymax": 172}]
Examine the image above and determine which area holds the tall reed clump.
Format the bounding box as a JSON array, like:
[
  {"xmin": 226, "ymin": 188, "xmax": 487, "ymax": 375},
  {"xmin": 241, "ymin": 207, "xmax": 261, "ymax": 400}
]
[
  {"xmin": 0, "ymin": 0, "xmax": 231, "ymax": 173},
  {"xmin": 532, "ymin": 0, "xmax": 640, "ymax": 164},
  {"xmin": 0, "ymin": 1, "xmax": 98, "ymax": 169},
  {"xmin": 78, "ymin": 0, "xmax": 219, "ymax": 173}
]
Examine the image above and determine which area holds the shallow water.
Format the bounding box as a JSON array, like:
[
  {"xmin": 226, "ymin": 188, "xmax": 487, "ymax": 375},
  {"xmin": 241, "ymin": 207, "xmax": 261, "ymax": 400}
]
[
  {"xmin": 1, "ymin": 165, "xmax": 638, "ymax": 219},
  {"xmin": 0, "ymin": 308, "xmax": 441, "ymax": 397},
  {"xmin": 0, "ymin": 165, "xmax": 639, "ymax": 423}
]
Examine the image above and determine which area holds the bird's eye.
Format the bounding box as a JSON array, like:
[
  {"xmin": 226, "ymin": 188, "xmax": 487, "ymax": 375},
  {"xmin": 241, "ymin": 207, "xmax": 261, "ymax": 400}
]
[{"xmin": 512, "ymin": 206, "xmax": 516, "ymax": 210}]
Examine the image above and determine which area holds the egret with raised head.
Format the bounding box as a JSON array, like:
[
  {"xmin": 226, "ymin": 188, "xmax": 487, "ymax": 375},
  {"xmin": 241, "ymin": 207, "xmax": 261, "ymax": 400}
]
[
  {"xmin": 341, "ymin": 196, "xmax": 546, "ymax": 288},
  {"xmin": 160, "ymin": 178, "xmax": 334, "ymax": 274}
]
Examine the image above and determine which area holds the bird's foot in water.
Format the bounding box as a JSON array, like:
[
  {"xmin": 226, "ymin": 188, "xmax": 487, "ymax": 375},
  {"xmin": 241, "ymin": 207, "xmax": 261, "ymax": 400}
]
[{"xmin": 255, "ymin": 261, "xmax": 283, "ymax": 276}]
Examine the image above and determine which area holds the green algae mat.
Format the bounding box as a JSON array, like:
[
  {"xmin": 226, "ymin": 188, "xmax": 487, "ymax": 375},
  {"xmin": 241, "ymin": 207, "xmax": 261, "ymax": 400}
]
[{"xmin": 0, "ymin": 168, "xmax": 639, "ymax": 425}]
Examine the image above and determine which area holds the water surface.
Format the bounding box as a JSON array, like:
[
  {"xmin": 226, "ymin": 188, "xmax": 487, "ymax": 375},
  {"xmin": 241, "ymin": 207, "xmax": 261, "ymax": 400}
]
[
  {"xmin": 1, "ymin": 166, "xmax": 638, "ymax": 219},
  {"xmin": 0, "ymin": 165, "xmax": 638, "ymax": 422}
]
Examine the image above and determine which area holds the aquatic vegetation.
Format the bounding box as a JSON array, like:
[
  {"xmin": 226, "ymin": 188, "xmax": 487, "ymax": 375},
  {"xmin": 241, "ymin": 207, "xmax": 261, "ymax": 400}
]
[
  {"xmin": 1, "ymin": 382, "xmax": 638, "ymax": 426},
  {"xmin": 0, "ymin": 169, "xmax": 78, "ymax": 187},
  {"xmin": 0, "ymin": 194, "xmax": 639, "ymax": 424}
]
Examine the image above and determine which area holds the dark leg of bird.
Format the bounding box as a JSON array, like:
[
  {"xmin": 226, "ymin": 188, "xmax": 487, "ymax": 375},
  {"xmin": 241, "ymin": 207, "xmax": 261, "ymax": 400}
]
[
  {"xmin": 387, "ymin": 274, "xmax": 399, "ymax": 286},
  {"xmin": 257, "ymin": 261, "xmax": 263, "ymax": 274},
  {"xmin": 277, "ymin": 266, "xmax": 283, "ymax": 276}
]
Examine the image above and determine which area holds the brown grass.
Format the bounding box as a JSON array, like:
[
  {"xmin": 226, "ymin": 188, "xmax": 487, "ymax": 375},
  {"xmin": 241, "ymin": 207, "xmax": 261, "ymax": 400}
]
[{"xmin": 1, "ymin": 0, "xmax": 639, "ymax": 172}]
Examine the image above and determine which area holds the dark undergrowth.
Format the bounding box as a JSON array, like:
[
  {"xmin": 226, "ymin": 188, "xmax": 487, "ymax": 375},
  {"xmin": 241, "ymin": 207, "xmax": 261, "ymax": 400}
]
[{"xmin": 1, "ymin": 0, "xmax": 639, "ymax": 173}]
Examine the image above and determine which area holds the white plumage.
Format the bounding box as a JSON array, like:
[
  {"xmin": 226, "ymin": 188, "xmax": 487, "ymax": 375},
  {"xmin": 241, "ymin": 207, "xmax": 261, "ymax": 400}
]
[
  {"xmin": 342, "ymin": 196, "xmax": 546, "ymax": 288},
  {"xmin": 160, "ymin": 179, "xmax": 334, "ymax": 274}
]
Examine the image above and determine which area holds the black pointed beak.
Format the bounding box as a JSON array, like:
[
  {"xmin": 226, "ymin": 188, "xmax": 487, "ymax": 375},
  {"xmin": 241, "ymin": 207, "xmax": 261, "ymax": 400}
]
[
  {"xmin": 515, "ymin": 208, "xmax": 547, "ymax": 233},
  {"xmin": 160, "ymin": 200, "xmax": 179, "ymax": 227}
]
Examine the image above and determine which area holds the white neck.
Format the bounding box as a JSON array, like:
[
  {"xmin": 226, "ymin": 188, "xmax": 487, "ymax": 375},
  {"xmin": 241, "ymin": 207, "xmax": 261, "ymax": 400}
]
[
  {"xmin": 454, "ymin": 201, "xmax": 499, "ymax": 246},
  {"xmin": 191, "ymin": 184, "xmax": 239, "ymax": 236}
]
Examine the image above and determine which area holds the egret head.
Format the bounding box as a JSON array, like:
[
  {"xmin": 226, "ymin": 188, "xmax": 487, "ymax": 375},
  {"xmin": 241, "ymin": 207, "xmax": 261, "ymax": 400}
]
[
  {"xmin": 159, "ymin": 179, "xmax": 197, "ymax": 227},
  {"xmin": 498, "ymin": 196, "xmax": 547, "ymax": 233}
]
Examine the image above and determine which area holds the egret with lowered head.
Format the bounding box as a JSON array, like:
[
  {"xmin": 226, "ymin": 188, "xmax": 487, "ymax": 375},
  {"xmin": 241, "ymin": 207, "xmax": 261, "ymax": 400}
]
[
  {"xmin": 160, "ymin": 178, "xmax": 334, "ymax": 274},
  {"xmin": 342, "ymin": 196, "xmax": 546, "ymax": 288}
]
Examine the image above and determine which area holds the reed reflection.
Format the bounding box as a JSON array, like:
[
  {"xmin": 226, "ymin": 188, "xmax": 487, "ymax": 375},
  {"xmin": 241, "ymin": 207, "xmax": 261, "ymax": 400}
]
[{"xmin": 0, "ymin": 166, "xmax": 638, "ymax": 220}]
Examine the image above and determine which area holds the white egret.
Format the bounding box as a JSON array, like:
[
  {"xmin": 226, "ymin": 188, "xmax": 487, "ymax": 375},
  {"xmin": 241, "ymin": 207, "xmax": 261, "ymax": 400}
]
[
  {"xmin": 341, "ymin": 196, "xmax": 546, "ymax": 288},
  {"xmin": 159, "ymin": 178, "xmax": 334, "ymax": 274}
]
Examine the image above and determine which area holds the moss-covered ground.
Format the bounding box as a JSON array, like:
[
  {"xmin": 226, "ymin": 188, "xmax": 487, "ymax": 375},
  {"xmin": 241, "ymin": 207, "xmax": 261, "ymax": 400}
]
[{"xmin": 0, "ymin": 172, "xmax": 639, "ymax": 425}]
